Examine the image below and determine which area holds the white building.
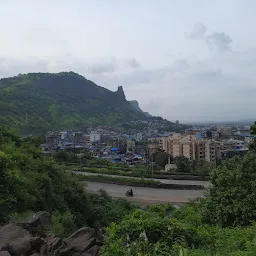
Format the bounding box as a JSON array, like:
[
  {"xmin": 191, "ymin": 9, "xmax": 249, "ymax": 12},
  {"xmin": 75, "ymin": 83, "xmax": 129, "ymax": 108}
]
[{"xmin": 90, "ymin": 131, "xmax": 101, "ymax": 143}]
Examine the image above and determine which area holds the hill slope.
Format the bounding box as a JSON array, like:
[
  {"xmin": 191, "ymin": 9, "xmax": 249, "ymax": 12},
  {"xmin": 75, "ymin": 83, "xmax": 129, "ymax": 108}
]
[
  {"xmin": 129, "ymin": 100, "xmax": 152, "ymax": 118},
  {"xmin": 0, "ymin": 72, "xmax": 148, "ymax": 133}
]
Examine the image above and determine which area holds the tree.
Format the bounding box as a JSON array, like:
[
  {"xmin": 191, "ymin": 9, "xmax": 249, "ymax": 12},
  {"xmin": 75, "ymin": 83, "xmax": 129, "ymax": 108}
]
[
  {"xmin": 54, "ymin": 150, "xmax": 72, "ymax": 162},
  {"xmin": 191, "ymin": 160, "xmax": 214, "ymax": 176},
  {"xmin": 249, "ymin": 122, "xmax": 256, "ymax": 150},
  {"xmin": 0, "ymin": 151, "xmax": 13, "ymax": 222},
  {"xmin": 154, "ymin": 151, "xmax": 169, "ymax": 169},
  {"xmin": 202, "ymin": 152, "xmax": 256, "ymax": 227},
  {"xmin": 22, "ymin": 135, "xmax": 44, "ymax": 147},
  {"xmin": 173, "ymin": 156, "xmax": 191, "ymax": 172},
  {"xmin": 206, "ymin": 130, "xmax": 212, "ymax": 139},
  {"xmin": 250, "ymin": 121, "xmax": 256, "ymax": 134}
]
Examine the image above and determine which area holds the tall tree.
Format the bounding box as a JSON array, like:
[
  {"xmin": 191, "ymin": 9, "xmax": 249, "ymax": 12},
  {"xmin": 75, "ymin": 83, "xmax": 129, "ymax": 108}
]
[
  {"xmin": 202, "ymin": 152, "xmax": 256, "ymax": 227},
  {"xmin": 249, "ymin": 121, "xmax": 256, "ymax": 150},
  {"xmin": 173, "ymin": 156, "xmax": 191, "ymax": 172}
]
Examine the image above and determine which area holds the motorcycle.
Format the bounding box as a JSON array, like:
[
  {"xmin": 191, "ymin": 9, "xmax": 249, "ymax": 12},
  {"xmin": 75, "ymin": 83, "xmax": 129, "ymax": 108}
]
[{"xmin": 125, "ymin": 189, "xmax": 134, "ymax": 197}]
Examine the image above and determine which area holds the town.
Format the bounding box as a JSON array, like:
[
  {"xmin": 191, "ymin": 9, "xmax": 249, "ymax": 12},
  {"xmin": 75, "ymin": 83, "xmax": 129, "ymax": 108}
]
[{"xmin": 40, "ymin": 118, "xmax": 255, "ymax": 171}]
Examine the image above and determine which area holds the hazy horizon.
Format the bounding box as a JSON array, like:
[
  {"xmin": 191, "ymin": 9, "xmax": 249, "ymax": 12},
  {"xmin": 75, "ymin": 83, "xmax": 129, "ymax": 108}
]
[{"xmin": 1, "ymin": 0, "xmax": 256, "ymax": 122}]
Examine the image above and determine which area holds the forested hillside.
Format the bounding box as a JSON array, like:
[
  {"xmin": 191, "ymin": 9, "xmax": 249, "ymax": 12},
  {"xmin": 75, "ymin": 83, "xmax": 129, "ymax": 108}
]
[{"xmin": 0, "ymin": 72, "xmax": 148, "ymax": 134}]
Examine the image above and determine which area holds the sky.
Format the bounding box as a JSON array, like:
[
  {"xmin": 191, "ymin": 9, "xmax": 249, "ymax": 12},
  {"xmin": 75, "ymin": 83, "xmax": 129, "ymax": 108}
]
[{"xmin": 0, "ymin": 0, "xmax": 256, "ymax": 122}]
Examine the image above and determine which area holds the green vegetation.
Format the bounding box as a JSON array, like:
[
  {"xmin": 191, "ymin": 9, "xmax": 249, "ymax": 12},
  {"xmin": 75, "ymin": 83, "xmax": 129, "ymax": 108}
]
[
  {"xmin": 78, "ymin": 174, "xmax": 161, "ymax": 186},
  {"xmin": 78, "ymin": 174, "xmax": 204, "ymax": 190},
  {"xmin": 0, "ymin": 127, "xmax": 135, "ymax": 232},
  {"xmin": 102, "ymin": 204, "xmax": 256, "ymax": 255},
  {"xmin": 101, "ymin": 150, "xmax": 256, "ymax": 255},
  {"xmin": 249, "ymin": 121, "xmax": 256, "ymax": 150},
  {"xmin": 0, "ymin": 72, "xmax": 148, "ymax": 134},
  {"xmin": 2, "ymin": 127, "xmax": 256, "ymax": 255},
  {"xmin": 201, "ymin": 152, "xmax": 256, "ymax": 227},
  {"xmin": 153, "ymin": 151, "xmax": 169, "ymax": 169},
  {"xmin": 173, "ymin": 156, "xmax": 214, "ymax": 176},
  {"xmin": 73, "ymin": 166, "xmax": 209, "ymax": 181}
]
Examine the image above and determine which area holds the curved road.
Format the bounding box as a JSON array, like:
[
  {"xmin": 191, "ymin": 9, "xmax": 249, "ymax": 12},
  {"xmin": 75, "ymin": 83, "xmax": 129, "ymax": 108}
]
[
  {"xmin": 85, "ymin": 181, "xmax": 205, "ymax": 204},
  {"xmin": 76, "ymin": 171, "xmax": 211, "ymax": 188}
]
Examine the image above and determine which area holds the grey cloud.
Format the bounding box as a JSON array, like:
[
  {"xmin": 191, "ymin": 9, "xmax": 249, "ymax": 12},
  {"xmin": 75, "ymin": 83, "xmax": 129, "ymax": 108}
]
[
  {"xmin": 125, "ymin": 58, "xmax": 141, "ymax": 69},
  {"xmin": 196, "ymin": 68, "xmax": 223, "ymax": 78},
  {"xmin": 0, "ymin": 57, "xmax": 49, "ymax": 78},
  {"xmin": 188, "ymin": 23, "xmax": 232, "ymax": 52},
  {"xmin": 85, "ymin": 57, "xmax": 141, "ymax": 75},
  {"xmin": 88, "ymin": 61, "xmax": 116, "ymax": 74},
  {"xmin": 206, "ymin": 32, "xmax": 232, "ymax": 52},
  {"xmin": 189, "ymin": 23, "xmax": 207, "ymax": 39},
  {"xmin": 1, "ymin": 52, "xmax": 256, "ymax": 122}
]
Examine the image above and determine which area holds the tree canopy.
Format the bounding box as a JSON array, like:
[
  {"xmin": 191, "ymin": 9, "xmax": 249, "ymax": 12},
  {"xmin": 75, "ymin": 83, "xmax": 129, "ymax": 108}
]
[{"xmin": 202, "ymin": 152, "xmax": 256, "ymax": 226}]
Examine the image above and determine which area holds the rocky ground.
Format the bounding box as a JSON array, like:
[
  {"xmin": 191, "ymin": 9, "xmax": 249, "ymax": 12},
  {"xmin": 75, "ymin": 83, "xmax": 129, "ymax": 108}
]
[{"xmin": 0, "ymin": 212, "xmax": 101, "ymax": 256}]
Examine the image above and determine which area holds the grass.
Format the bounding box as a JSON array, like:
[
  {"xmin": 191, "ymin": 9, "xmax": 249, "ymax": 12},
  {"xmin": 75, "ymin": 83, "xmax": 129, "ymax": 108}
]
[
  {"xmin": 72, "ymin": 166, "xmax": 209, "ymax": 181},
  {"xmin": 77, "ymin": 174, "xmax": 205, "ymax": 190}
]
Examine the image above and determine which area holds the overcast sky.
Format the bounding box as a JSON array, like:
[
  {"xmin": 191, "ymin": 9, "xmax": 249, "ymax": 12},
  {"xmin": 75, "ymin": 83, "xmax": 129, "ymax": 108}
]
[{"xmin": 1, "ymin": 0, "xmax": 256, "ymax": 122}]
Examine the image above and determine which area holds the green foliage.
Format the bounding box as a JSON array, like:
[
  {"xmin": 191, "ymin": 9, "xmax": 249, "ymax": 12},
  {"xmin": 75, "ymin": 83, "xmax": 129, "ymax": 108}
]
[
  {"xmin": 22, "ymin": 135, "xmax": 44, "ymax": 147},
  {"xmin": 102, "ymin": 145, "xmax": 256, "ymax": 255},
  {"xmin": 173, "ymin": 156, "xmax": 191, "ymax": 173},
  {"xmin": 0, "ymin": 127, "xmax": 139, "ymax": 231},
  {"xmin": 146, "ymin": 203, "xmax": 176, "ymax": 218},
  {"xmin": 171, "ymin": 157, "xmax": 213, "ymax": 176},
  {"xmin": 78, "ymin": 174, "xmax": 161, "ymax": 186},
  {"xmin": 250, "ymin": 121, "xmax": 256, "ymax": 135},
  {"xmin": 191, "ymin": 160, "xmax": 214, "ymax": 176},
  {"xmin": 102, "ymin": 204, "xmax": 256, "ymax": 256},
  {"xmin": 55, "ymin": 150, "xmax": 73, "ymax": 162},
  {"xmin": 154, "ymin": 151, "xmax": 169, "ymax": 169},
  {"xmin": 4, "ymin": 127, "xmax": 256, "ymax": 255},
  {"xmin": 202, "ymin": 152, "xmax": 256, "ymax": 227},
  {"xmin": 249, "ymin": 122, "xmax": 256, "ymax": 150},
  {"xmin": 89, "ymin": 189, "xmax": 136, "ymax": 228},
  {"xmin": 0, "ymin": 72, "xmax": 147, "ymax": 134},
  {"xmin": 0, "ymin": 150, "xmax": 14, "ymax": 222},
  {"xmin": 8, "ymin": 211, "xmax": 35, "ymax": 224},
  {"xmin": 0, "ymin": 127, "xmax": 88, "ymax": 226},
  {"xmin": 51, "ymin": 211, "xmax": 76, "ymax": 238}
]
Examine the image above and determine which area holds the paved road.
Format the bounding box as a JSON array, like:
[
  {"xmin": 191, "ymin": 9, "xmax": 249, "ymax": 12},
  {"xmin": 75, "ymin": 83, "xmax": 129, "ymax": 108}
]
[
  {"xmin": 85, "ymin": 181, "xmax": 205, "ymax": 203},
  {"xmin": 76, "ymin": 171, "xmax": 211, "ymax": 188}
]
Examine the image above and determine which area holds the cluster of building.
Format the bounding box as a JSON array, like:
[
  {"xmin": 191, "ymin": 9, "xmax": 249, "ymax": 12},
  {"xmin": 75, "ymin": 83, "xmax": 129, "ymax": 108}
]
[
  {"xmin": 41, "ymin": 128, "xmax": 146, "ymax": 164},
  {"xmin": 148, "ymin": 125, "xmax": 255, "ymax": 165},
  {"xmin": 40, "ymin": 120, "xmax": 255, "ymax": 167}
]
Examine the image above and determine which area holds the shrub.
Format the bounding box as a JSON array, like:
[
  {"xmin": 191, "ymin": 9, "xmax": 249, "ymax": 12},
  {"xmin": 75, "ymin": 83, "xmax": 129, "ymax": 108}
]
[{"xmin": 51, "ymin": 211, "xmax": 76, "ymax": 238}]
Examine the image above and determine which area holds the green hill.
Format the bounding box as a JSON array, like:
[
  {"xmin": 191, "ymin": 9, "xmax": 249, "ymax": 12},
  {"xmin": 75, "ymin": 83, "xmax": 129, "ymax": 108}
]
[
  {"xmin": 129, "ymin": 100, "xmax": 152, "ymax": 117},
  {"xmin": 0, "ymin": 72, "xmax": 148, "ymax": 134}
]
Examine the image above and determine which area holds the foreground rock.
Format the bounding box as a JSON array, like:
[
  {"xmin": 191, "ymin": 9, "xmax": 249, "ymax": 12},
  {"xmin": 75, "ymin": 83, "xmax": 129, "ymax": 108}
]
[{"xmin": 0, "ymin": 212, "xmax": 100, "ymax": 256}]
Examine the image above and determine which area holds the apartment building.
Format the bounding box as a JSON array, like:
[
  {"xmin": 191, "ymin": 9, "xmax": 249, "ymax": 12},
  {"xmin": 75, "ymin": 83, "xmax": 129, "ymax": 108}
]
[
  {"xmin": 205, "ymin": 141, "xmax": 217, "ymax": 163},
  {"xmin": 148, "ymin": 134, "xmax": 170, "ymax": 154},
  {"xmin": 148, "ymin": 132, "xmax": 248, "ymax": 164},
  {"xmin": 162, "ymin": 133, "xmax": 197, "ymax": 161}
]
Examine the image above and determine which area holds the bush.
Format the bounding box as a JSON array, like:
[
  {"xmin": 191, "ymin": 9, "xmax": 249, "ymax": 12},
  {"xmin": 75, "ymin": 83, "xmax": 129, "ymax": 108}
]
[
  {"xmin": 102, "ymin": 205, "xmax": 256, "ymax": 255},
  {"xmin": 88, "ymin": 189, "xmax": 136, "ymax": 228},
  {"xmin": 201, "ymin": 153, "xmax": 256, "ymax": 227},
  {"xmin": 51, "ymin": 211, "xmax": 76, "ymax": 238}
]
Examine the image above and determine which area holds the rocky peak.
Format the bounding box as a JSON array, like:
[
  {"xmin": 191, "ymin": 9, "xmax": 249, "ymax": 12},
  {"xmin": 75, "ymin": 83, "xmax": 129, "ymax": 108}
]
[{"xmin": 115, "ymin": 86, "xmax": 126, "ymax": 101}]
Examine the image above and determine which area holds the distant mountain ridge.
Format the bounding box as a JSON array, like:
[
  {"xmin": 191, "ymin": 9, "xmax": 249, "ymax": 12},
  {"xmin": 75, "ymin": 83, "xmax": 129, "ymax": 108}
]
[
  {"xmin": 0, "ymin": 72, "xmax": 151, "ymax": 134},
  {"xmin": 129, "ymin": 100, "xmax": 152, "ymax": 118}
]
